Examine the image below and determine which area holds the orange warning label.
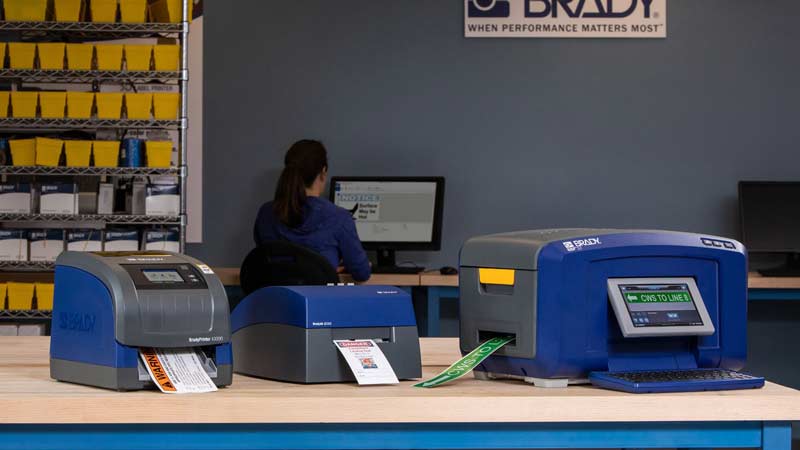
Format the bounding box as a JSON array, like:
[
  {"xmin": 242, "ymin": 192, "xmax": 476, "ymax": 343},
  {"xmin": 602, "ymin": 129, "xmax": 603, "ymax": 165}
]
[{"xmin": 140, "ymin": 347, "xmax": 176, "ymax": 392}]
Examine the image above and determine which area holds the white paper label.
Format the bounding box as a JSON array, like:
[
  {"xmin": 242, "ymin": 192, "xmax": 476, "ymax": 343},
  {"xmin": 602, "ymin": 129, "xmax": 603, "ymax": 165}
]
[
  {"xmin": 139, "ymin": 347, "xmax": 218, "ymax": 394},
  {"xmin": 334, "ymin": 339, "xmax": 399, "ymax": 385}
]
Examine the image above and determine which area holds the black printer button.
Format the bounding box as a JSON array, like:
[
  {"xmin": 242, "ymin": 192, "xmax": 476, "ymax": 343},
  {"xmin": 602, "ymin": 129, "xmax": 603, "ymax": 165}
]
[
  {"xmin": 723, "ymin": 242, "xmax": 735, "ymax": 249},
  {"xmin": 712, "ymin": 241, "xmax": 722, "ymax": 247},
  {"xmin": 701, "ymin": 239, "xmax": 713, "ymax": 246}
]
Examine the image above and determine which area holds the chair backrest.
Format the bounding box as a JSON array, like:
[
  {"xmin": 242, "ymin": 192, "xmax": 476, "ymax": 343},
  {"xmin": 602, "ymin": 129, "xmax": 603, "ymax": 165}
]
[{"xmin": 239, "ymin": 240, "xmax": 339, "ymax": 298}]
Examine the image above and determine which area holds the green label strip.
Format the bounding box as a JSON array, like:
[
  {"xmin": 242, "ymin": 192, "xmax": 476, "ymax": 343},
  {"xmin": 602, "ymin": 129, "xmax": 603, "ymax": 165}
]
[{"xmin": 414, "ymin": 336, "xmax": 515, "ymax": 388}]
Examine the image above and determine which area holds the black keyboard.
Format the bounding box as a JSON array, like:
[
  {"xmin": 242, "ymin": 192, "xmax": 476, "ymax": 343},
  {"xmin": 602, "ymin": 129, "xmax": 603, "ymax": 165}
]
[
  {"xmin": 371, "ymin": 266, "xmax": 425, "ymax": 274},
  {"xmin": 589, "ymin": 368, "xmax": 765, "ymax": 393}
]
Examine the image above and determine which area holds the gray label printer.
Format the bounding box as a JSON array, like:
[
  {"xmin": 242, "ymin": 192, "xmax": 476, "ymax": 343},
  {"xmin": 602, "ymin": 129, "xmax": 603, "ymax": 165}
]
[{"xmin": 50, "ymin": 251, "xmax": 233, "ymax": 391}]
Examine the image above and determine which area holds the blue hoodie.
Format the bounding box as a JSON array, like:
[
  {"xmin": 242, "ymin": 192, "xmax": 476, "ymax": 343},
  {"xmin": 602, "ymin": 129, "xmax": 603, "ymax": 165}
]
[{"xmin": 253, "ymin": 197, "xmax": 371, "ymax": 281}]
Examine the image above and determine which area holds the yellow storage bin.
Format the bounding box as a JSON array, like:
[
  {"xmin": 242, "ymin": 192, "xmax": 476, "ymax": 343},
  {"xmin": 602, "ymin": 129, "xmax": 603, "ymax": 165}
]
[
  {"xmin": 0, "ymin": 92, "xmax": 9, "ymax": 118},
  {"xmin": 9, "ymin": 139, "xmax": 36, "ymax": 166},
  {"xmin": 153, "ymin": 44, "xmax": 179, "ymax": 71},
  {"xmin": 37, "ymin": 43, "xmax": 67, "ymax": 70},
  {"xmin": 93, "ymin": 140, "xmax": 119, "ymax": 167},
  {"xmin": 90, "ymin": 0, "xmax": 118, "ymax": 22},
  {"xmin": 65, "ymin": 140, "xmax": 93, "ymax": 166},
  {"xmin": 150, "ymin": 0, "xmax": 192, "ymax": 23},
  {"xmin": 146, "ymin": 141, "xmax": 172, "ymax": 168},
  {"xmin": 35, "ymin": 283, "xmax": 55, "ymax": 311},
  {"xmin": 0, "ymin": 43, "xmax": 6, "ymax": 70},
  {"xmin": 7, "ymin": 283, "xmax": 34, "ymax": 311},
  {"xmin": 8, "ymin": 43, "xmax": 36, "ymax": 70},
  {"xmin": 66, "ymin": 92, "xmax": 94, "ymax": 119},
  {"xmin": 39, "ymin": 92, "xmax": 67, "ymax": 118},
  {"xmin": 4, "ymin": 0, "xmax": 48, "ymax": 21},
  {"xmin": 119, "ymin": 0, "xmax": 147, "ymax": 23},
  {"xmin": 0, "ymin": 284, "xmax": 5, "ymax": 309},
  {"xmin": 66, "ymin": 43, "xmax": 94, "ymax": 70},
  {"xmin": 95, "ymin": 44, "xmax": 123, "ymax": 71},
  {"xmin": 10, "ymin": 91, "xmax": 38, "ymax": 118},
  {"xmin": 95, "ymin": 92, "xmax": 123, "ymax": 119},
  {"xmin": 124, "ymin": 44, "xmax": 152, "ymax": 71},
  {"xmin": 35, "ymin": 138, "xmax": 63, "ymax": 166},
  {"xmin": 152, "ymin": 92, "xmax": 179, "ymax": 120},
  {"xmin": 54, "ymin": 0, "xmax": 84, "ymax": 22},
  {"xmin": 124, "ymin": 92, "xmax": 152, "ymax": 119}
]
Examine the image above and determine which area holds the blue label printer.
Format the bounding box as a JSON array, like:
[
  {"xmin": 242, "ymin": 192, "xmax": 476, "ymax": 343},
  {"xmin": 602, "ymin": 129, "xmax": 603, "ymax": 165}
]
[
  {"xmin": 50, "ymin": 251, "xmax": 233, "ymax": 391},
  {"xmin": 231, "ymin": 285, "xmax": 422, "ymax": 383},
  {"xmin": 459, "ymin": 229, "xmax": 764, "ymax": 393}
]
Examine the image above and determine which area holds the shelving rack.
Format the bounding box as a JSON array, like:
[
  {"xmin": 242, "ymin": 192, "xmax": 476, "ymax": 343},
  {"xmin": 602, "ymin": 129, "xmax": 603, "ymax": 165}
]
[{"xmin": 0, "ymin": 1, "xmax": 192, "ymax": 324}]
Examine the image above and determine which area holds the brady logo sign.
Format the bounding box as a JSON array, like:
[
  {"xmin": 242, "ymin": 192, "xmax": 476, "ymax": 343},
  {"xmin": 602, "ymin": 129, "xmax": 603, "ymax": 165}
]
[
  {"xmin": 562, "ymin": 237, "xmax": 602, "ymax": 252},
  {"xmin": 466, "ymin": 0, "xmax": 666, "ymax": 38}
]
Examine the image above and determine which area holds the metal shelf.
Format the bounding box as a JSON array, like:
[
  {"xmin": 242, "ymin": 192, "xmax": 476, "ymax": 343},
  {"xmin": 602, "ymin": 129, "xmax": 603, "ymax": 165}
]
[
  {"xmin": 0, "ymin": 69, "xmax": 183, "ymax": 84},
  {"xmin": 0, "ymin": 213, "xmax": 181, "ymax": 225},
  {"xmin": 0, "ymin": 118, "xmax": 181, "ymax": 131},
  {"xmin": 0, "ymin": 165, "xmax": 179, "ymax": 176},
  {"xmin": 0, "ymin": 309, "xmax": 51, "ymax": 320},
  {"xmin": 0, "ymin": 260, "xmax": 54, "ymax": 271},
  {"xmin": 0, "ymin": 21, "xmax": 182, "ymax": 37}
]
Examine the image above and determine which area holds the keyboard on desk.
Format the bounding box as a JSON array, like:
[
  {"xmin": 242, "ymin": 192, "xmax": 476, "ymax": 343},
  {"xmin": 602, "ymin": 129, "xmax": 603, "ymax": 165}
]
[
  {"xmin": 371, "ymin": 266, "xmax": 425, "ymax": 275},
  {"xmin": 589, "ymin": 368, "xmax": 765, "ymax": 393}
]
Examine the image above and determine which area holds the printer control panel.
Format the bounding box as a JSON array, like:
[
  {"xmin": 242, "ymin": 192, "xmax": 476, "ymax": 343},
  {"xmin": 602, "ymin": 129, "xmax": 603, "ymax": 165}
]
[{"xmin": 122, "ymin": 264, "xmax": 209, "ymax": 290}]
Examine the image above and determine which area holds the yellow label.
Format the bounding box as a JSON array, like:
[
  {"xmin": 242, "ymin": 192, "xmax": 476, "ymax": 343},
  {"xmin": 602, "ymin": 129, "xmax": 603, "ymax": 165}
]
[{"xmin": 478, "ymin": 268, "xmax": 515, "ymax": 286}]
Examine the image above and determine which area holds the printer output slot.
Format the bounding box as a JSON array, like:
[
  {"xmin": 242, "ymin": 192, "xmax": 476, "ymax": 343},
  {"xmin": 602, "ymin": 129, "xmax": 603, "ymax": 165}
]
[
  {"xmin": 480, "ymin": 284, "xmax": 515, "ymax": 296},
  {"xmin": 137, "ymin": 347, "xmax": 219, "ymax": 382},
  {"xmin": 331, "ymin": 327, "xmax": 394, "ymax": 343},
  {"xmin": 478, "ymin": 330, "xmax": 516, "ymax": 347}
]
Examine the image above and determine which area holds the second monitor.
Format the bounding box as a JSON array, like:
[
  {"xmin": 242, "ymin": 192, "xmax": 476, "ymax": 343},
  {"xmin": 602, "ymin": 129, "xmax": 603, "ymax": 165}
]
[{"xmin": 329, "ymin": 176, "xmax": 445, "ymax": 274}]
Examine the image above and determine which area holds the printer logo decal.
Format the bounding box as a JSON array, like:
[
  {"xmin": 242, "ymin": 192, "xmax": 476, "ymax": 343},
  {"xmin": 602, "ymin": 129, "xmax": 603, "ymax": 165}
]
[
  {"xmin": 59, "ymin": 312, "xmax": 96, "ymax": 332},
  {"xmin": 563, "ymin": 237, "xmax": 602, "ymax": 252}
]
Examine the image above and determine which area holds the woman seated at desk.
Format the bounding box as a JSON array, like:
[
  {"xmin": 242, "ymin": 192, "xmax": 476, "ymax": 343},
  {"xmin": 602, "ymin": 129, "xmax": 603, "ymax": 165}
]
[{"xmin": 253, "ymin": 139, "xmax": 371, "ymax": 281}]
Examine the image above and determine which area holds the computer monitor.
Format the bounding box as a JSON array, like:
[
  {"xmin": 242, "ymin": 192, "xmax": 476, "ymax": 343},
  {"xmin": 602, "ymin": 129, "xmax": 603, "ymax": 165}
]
[
  {"xmin": 739, "ymin": 181, "xmax": 800, "ymax": 276},
  {"xmin": 329, "ymin": 176, "xmax": 445, "ymax": 270}
]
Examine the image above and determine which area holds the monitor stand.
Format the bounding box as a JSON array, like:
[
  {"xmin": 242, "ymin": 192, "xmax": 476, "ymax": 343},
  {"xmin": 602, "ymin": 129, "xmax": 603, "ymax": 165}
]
[
  {"xmin": 758, "ymin": 253, "xmax": 800, "ymax": 277},
  {"xmin": 371, "ymin": 249, "xmax": 424, "ymax": 275}
]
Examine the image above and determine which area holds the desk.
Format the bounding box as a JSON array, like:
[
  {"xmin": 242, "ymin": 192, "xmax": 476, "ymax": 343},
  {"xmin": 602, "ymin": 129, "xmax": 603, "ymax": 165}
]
[
  {"xmin": 213, "ymin": 267, "xmax": 420, "ymax": 287},
  {"xmin": 0, "ymin": 337, "xmax": 798, "ymax": 450}
]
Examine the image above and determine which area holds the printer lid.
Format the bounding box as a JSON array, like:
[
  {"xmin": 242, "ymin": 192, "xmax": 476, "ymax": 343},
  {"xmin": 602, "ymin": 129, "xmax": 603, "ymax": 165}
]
[
  {"xmin": 231, "ymin": 285, "xmax": 417, "ymax": 332},
  {"xmin": 460, "ymin": 228, "xmax": 620, "ymax": 270}
]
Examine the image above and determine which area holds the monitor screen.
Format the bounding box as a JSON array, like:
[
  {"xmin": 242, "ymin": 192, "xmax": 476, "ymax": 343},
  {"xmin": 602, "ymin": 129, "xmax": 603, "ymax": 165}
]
[
  {"xmin": 607, "ymin": 277, "xmax": 715, "ymax": 337},
  {"xmin": 330, "ymin": 177, "xmax": 444, "ymax": 248},
  {"xmin": 739, "ymin": 182, "xmax": 800, "ymax": 253},
  {"xmin": 619, "ymin": 283, "xmax": 703, "ymax": 327}
]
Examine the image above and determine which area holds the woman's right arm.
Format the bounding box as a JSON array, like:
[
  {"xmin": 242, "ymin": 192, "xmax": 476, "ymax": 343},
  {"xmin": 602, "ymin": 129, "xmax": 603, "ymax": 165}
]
[{"xmin": 336, "ymin": 217, "xmax": 371, "ymax": 282}]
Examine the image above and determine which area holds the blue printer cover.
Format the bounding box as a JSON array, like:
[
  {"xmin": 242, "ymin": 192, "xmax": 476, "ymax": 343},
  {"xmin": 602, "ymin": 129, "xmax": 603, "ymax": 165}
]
[{"xmin": 232, "ymin": 285, "xmax": 416, "ymax": 332}]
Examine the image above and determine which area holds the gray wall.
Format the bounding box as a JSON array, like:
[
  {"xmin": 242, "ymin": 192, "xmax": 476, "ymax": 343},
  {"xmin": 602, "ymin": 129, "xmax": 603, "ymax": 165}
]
[{"xmin": 189, "ymin": 0, "xmax": 800, "ymax": 268}]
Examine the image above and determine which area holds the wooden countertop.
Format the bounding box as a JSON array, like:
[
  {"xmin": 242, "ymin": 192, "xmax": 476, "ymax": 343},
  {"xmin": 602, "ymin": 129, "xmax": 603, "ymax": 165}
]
[{"xmin": 1, "ymin": 337, "xmax": 799, "ymax": 424}]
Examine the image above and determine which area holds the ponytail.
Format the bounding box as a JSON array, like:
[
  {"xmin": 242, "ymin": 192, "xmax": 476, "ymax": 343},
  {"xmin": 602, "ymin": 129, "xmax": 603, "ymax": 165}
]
[
  {"xmin": 273, "ymin": 166, "xmax": 307, "ymax": 228},
  {"xmin": 273, "ymin": 140, "xmax": 329, "ymax": 228}
]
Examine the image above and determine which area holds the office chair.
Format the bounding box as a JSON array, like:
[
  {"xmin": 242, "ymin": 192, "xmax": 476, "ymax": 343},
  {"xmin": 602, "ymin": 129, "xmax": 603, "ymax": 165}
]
[{"xmin": 238, "ymin": 240, "xmax": 339, "ymax": 303}]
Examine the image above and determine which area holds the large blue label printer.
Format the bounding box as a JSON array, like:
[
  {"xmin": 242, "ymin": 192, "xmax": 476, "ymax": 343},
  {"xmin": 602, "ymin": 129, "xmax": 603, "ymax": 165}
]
[
  {"xmin": 50, "ymin": 251, "xmax": 233, "ymax": 391},
  {"xmin": 459, "ymin": 229, "xmax": 753, "ymax": 390},
  {"xmin": 232, "ymin": 285, "xmax": 422, "ymax": 383}
]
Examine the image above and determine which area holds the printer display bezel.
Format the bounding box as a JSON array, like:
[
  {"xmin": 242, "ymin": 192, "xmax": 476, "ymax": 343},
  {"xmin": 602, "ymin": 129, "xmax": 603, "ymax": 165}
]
[{"xmin": 607, "ymin": 277, "xmax": 716, "ymax": 338}]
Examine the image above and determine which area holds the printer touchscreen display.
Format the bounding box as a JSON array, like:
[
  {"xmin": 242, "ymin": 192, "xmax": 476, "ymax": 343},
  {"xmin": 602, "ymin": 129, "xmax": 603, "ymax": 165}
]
[
  {"xmin": 142, "ymin": 269, "xmax": 184, "ymax": 283},
  {"xmin": 619, "ymin": 283, "xmax": 703, "ymax": 327}
]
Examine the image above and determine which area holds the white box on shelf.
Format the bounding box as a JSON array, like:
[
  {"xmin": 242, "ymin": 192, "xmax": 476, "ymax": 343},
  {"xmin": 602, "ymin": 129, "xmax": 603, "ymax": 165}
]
[
  {"xmin": 145, "ymin": 184, "xmax": 179, "ymax": 216},
  {"xmin": 17, "ymin": 324, "xmax": 46, "ymax": 336},
  {"xmin": 29, "ymin": 230, "xmax": 65, "ymax": 262},
  {"xmin": 144, "ymin": 228, "xmax": 180, "ymax": 252},
  {"xmin": 0, "ymin": 230, "xmax": 28, "ymax": 261},
  {"xmin": 39, "ymin": 183, "xmax": 78, "ymax": 215},
  {"xmin": 0, "ymin": 325, "xmax": 19, "ymax": 336},
  {"xmin": 66, "ymin": 230, "xmax": 102, "ymax": 252},
  {"xmin": 0, "ymin": 183, "xmax": 32, "ymax": 214},
  {"xmin": 97, "ymin": 183, "xmax": 115, "ymax": 215},
  {"xmin": 104, "ymin": 229, "xmax": 139, "ymax": 251}
]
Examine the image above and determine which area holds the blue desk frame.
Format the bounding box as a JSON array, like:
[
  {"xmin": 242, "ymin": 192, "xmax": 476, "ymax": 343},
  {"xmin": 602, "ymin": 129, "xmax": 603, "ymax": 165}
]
[
  {"xmin": 422, "ymin": 287, "xmax": 800, "ymax": 336},
  {"xmin": 0, "ymin": 421, "xmax": 791, "ymax": 450}
]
